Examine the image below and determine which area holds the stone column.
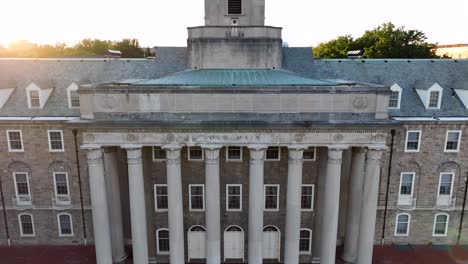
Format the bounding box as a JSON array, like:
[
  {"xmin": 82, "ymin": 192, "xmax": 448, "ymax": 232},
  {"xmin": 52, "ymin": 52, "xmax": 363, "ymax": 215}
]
[
  {"xmin": 103, "ymin": 147, "xmax": 127, "ymax": 262},
  {"xmin": 123, "ymin": 146, "xmax": 148, "ymax": 264},
  {"xmin": 357, "ymin": 148, "xmax": 383, "ymax": 264},
  {"xmin": 83, "ymin": 145, "xmax": 112, "ymax": 264},
  {"xmin": 164, "ymin": 145, "xmax": 185, "ymax": 264},
  {"xmin": 247, "ymin": 145, "xmax": 266, "ymax": 264},
  {"xmin": 342, "ymin": 147, "xmax": 366, "ymax": 263},
  {"xmin": 202, "ymin": 145, "xmax": 222, "ymax": 264},
  {"xmin": 320, "ymin": 147, "xmax": 345, "ymax": 264},
  {"xmin": 284, "ymin": 146, "xmax": 305, "ymax": 264}
]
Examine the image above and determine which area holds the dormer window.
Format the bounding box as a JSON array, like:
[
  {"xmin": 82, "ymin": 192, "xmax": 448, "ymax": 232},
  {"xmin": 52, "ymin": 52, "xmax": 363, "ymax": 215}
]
[
  {"xmin": 389, "ymin": 84, "xmax": 402, "ymax": 109},
  {"xmin": 67, "ymin": 83, "xmax": 80, "ymax": 108},
  {"xmin": 29, "ymin": 91, "xmax": 41, "ymax": 108},
  {"xmin": 415, "ymin": 82, "xmax": 443, "ymax": 110},
  {"xmin": 228, "ymin": 0, "xmax": 242, "ymax": 15},
  {"xmin": 428, "ymin": 91, "xmax": 440, "ymax": 108},
  {"xmin": 25, "ymin": 82, "xmax": 54, "ymax": 109}
]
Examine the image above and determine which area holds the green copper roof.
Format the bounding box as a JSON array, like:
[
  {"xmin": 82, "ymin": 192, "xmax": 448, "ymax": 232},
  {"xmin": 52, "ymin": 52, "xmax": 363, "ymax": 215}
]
[{"xmin": 128, "ymin": 69, "xmax": 338, "ymax": 86}]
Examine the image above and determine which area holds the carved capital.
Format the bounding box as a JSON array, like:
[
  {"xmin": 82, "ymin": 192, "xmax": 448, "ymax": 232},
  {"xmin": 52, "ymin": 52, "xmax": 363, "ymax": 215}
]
[
  {"xmin": 164, "ymin": 146, "xmax": 181, "ymax": 166},
  {"xmin": 327, "ymin": 148, "xmax": 344, "ymax": 165},
  {"xmin": 203, "ymin": 147, "xmax": 221, "ymax": 165},
  {"xmin": 124, "ymin": 146, "xmax": 142, "ymax": 165},
  {"xmin": 365, "ymin": 149, "xmax": 383, "ymax": 166},
  {"xmin": 248, "ymin": 146, "xmax": 266, "ymax": 165},
  {"xmin": 288, "ymin": 148, "xmax": 304, "ymax": 165},
  {"xmin": 85, "ymin": 147, "xmax": 103, "ymax": 165}
]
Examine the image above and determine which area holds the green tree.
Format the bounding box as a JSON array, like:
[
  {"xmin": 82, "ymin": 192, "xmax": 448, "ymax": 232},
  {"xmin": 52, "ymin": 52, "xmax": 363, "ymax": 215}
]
[
  {"xmin": 112, "ymin": 38, "xmax": 144, "ymax": 58},
  {"xmin": 313, "ymin": 22, "xmax": 438, "ymax": 59}
]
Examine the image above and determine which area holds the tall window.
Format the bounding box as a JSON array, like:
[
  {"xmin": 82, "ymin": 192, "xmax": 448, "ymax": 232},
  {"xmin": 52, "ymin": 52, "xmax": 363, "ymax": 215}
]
[
  {"xmin": 19, "ymin": 214, "xmax": 35, "ymax": 236},
  {"xmin": 153, "ymin": 147, "xmax": 166, "ymax": 160},
  {"xmin": 299, "ymin": 229, "xmax": 312, "ymax": 254},
  {"xmin": 389, "ymin": 90, "xmax": 400, "ymax": 108},
  {"xmin": 438, "ymin": 173, "xmax": 453, "ymax": 196},
  {"xmin": 189, "ymin": 184, "xmax": 205, "ymax": 211},
  {"xmin": 156, "ymin": 229, "xmax": 170, "ymax": 254},
  {"xmin": 264, "ymin": 184, "xmax": 279, "ymax": 211},
  {"xmin": 188, "ymin": 147, "xmax": 204, "ymax": 161},
  {"xmin": 14, "ymin": 173, "xmax": 30, "ymax": 197},
  {"xmin": 303, "ymin": 148, "xmax": 316, "ymax": 161},
  {"xmin": 226, "ymin": 146, "xmax": 242, "ymax": 161},
  {"xmin": 395, "ymin": 213, "xmax": 410, "ymax": 236},
  {"xmin": 433, "ymin": 213, "xmax": 449, "ymax": 236},
  {"xmin": 405, "ymin": 131, "xmax": 421, "ymax": 152},
  {"xmin": 58, "ymin": 213, "xmax": 73, "ymax": 236},
  {"xmin": 69, "ymin": 90, "xmax": 80, "ymax": 108},
  {"xmin": 428, "ymin": 91, "xmax": 440, "ymax": 108},
  {"xmin": 399, "ymin": 173, "xmax": 414, "ymax": 196},
  {"xmin": 154, "ymin": 184, "xmax": 168, "ymax": 211},
  {"xmin": 266, "ymin": 147, "xmax": 280, "ymax": 161},
  {"xmin": 228, "ymin": 0, "xmax": 242, "ymax": 14},
  {"xmin": 226, "ymin": 184, "xmax": 242, "ymax": 211},
  {"xmin": 445, "ymin": 130, "xmax": 461, "ymax": 152},
  {"xmin": 29, "ymin": 90, "xmax": 41, "ymax": 108},
  {"xmin": 7, "ymin": 130, "xmax": 23, "ymax": 151},
  {"xmin": 54, "ymin": 173, "xmax": 69, "ymax": 197},
  {"xmin": 48, "ymin": 130, "xmax": 64, "ymax": 152},
  {"xmin": 301, "ymin": 185, "xmax": 314, "ymax": 211}
]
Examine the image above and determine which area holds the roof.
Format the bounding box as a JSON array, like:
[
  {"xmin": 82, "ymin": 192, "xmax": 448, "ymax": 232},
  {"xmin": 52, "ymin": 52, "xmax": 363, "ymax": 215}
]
[{"xmin": 121, "ymin": 69, "xmax": 339, "ymax": 87}]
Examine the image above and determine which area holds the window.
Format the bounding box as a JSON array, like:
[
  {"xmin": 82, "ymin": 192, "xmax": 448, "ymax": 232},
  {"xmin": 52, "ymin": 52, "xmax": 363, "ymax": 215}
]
[
  {"xmin": 57, "ymin": 213, "xmax": 73, "ymax": 236},
  {"xmin": 399, "ymin": 173, "xmax": 414, "ymax": 196},
  {"xmin": 438, "ymin": 173, "xmax": 454, "ymax": 196},
  {"xmin": 303, "ymin": 148, "xmax": 316, "ymax": 161},
  {"xmin": 389, "ymin": 90, "xmax": 401, "ymax": 109},
  {"xmin": 228, "ymin": 0, "xmax": 242, "ymax": 14},
  {"xmin": 19, "ymin": 214, "xmax": 35, "ymax": 236},
  {"xmin": 67, "ymin": 84, "xmax": 80, "ymax": 108},
  {"xmin": 395, "ymin": 213, "xmax": 410, "ymax": 236},
  {"xmin": 266, "ymin": 147, "xmax": 280, "ymax": 161},
  {"xmin": 445, "ymin": 130, "xmax": 461, "ymax": 152},
  {"xmin": 405, "ymin": 130, "xmax": 421, "ymax": 152},
  {"xmin": 264, "ymin": 184, "xmax": 279, "ymax": 211},
  {"xmin": 7, "ymin": 130, "xmax": 23, "ymax": 152},
  {"xmin": 188, "ymin": 147, "xmax": 204, "ymax": 161},
  {"xmin": 301, "ymin": 185, "xmax": 314, "ymax": 211},
  {"xmin": 226, "ymin": 184, "xmax": 242, "ymax": 211},
  {"xmin": 54, "ymin": 173, "xmax": 69, "ymax": 197},
  {"xmin": 226, "ymin": 146, "xmax": 242, "ymax": 161},
  {"xmin": 153, "ymin": 146, "xmax": 166, "ymax": 160},
  {"xmin": 428, "ymin": 91, "xmax": 440, "ymax": 108},
  {"xmin": 156, "ymin": 229, "xmax": 170, "ymax": 254},
  {"xmin": 299, "ymin": 229, "xmax": 312, "ymax": 254},
  {"xmin": 433, "ymin": 213, "xmax": 449, "ymax": 236},
  {"xmin": 29, "ymin": 90, "xmax": 41, "ymax": 108},
  {"xmin": 14, "ymin": 173, "xmax": 30, "ymax": 197},
  {"xmin": 154, "ymin": 184, "xmax": 168, "ymax": 211},
  {"xmin": 48, "ymin": 130, "xmax": 64, "ymax": 152},
  {"xmin": 189, "ymin": 184, "xmax": 205, "ymax": 211}
]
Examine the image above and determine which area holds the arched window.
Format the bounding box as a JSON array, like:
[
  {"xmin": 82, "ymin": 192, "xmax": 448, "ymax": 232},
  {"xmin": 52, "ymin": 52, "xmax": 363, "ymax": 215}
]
[
  {"xmin": 57, "ymin": 213, "xmax": 73, "ymax": 236},
  {"xmin": 299, "ymin": 228, "xmax": 312, "ymax": 254},
  {"xmin": 156, "ymin": 228, "xmax": 170, "ymax": 255},
  {"xmin": 189, "ymin": 225, "xmax": 206, "ymax": 232},
  {"xmin": 395, "ymin": 213, "xmax": 411, "ymax": 236},
  {"xmin": 433, "ymin": 213, "xmax": 449, "ymax": 236},
  {"xmin": 18, "ymin": 213, "xmax": 35, "ymax": 236},
  {"xmin": 225, "ymin": 225, "xmax": 243, "ymax": 232}
]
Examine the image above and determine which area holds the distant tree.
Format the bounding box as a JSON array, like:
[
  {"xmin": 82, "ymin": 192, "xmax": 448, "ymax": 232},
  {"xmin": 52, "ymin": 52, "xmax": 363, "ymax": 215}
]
[
  {"xmin": 113, "ymin": 38, "xmax": 144, "ymax": 58},
  {"xmin": 314, "ymin": 22, "xmax": 438, "ymax": 59}
]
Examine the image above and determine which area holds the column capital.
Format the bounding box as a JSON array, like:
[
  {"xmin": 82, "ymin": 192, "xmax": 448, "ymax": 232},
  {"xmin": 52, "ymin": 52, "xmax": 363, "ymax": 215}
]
[
  {"xmin": 164, "ymin": 147, "xmax": 181, "ymax": 165},
  {"xmin": 83, "ymin": 146, "xmax": 103, "ymax": 164},
  {"xmin": 365, "ymin": 148, "xmax": 383, "ymax": 165},
  {"xmin": 248, "ymin": 146, "xmax": 266, "ymax": 165},
  {"xmin": 288, "ymin": 148, "xmax": 304, "ymax": 165},
  {"xmin": 287, "ymin": 144, "xmax": 309, "ymax": 151},
  {"xmin": 200, "ymin": 144, "xmax": 223, "ymax": 150},
  {"xmin": 121, "ymin": 144, "xmax": 143, "ymax": 150},
  {"xmin": 81, "ymin": 144, "xmax": 101, "ymax": 151},
  {"xmin": 161, "ymin": 144, "xmax": 181, "ymax": 151},
  {"xmin": 327, "ymin": 147, "xmax": 345, "ymax": 165},
  {"xmin": 124, "ymin": 147, "xmax": 142, "ymax": 165},
  {"xmin": 247, "ymin": 144, "xmax": 268, "ymax": 151},
  {"xmin": 204, "ymin": 147, "xmax": 221, "ymax": 165}
]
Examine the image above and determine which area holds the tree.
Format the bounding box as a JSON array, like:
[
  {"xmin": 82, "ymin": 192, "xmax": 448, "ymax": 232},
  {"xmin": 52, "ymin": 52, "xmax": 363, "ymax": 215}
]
[{"xmin": 313, "ymin": 22, "xmax": 438, "ymax": 59}]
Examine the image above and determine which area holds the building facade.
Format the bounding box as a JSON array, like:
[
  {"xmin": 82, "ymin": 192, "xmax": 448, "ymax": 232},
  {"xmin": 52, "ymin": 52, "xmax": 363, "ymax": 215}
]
[{"xmin": 1, "ymin": 1, "xmax": 468, "ymax": 264}]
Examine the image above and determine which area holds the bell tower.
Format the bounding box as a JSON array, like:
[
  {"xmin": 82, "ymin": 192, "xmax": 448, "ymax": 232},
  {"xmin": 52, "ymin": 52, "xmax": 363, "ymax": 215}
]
[{"xmin": 205, "ymin": 0, "xmax": 265, "ymax": 26}]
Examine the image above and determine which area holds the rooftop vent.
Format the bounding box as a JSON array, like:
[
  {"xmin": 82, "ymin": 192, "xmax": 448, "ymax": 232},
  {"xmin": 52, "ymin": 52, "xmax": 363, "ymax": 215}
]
[{"xmin": 347, "ymin": 50, "xmax": 363, "ymax": 59}]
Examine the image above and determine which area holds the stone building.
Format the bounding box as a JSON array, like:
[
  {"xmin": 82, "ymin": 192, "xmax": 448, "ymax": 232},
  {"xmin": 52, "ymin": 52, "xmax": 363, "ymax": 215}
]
[{"xmin": 1, "ymin": 0, "xmax": 468, "ymax": 264}]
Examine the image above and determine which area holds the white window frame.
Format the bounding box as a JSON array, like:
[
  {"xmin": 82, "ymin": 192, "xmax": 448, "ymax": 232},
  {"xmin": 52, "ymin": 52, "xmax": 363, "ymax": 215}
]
[
  {"xmin": 53, "ymin": 172, "xmax": 70, "ymax": 197},
  {"xmin": 444, "ymin": 130, "xmax": 462, "ymax": 153},
  {"xmin": 405, "ymin": 130, "xmax": 421, "ymax": 152},
  {"xmin": 265, "ymin": 146, "xmax": 281, "ymax": 161},
  {"xmin": 264, "ymin": 184, "xmax": 280, "ymax": 211},
  {"xmin": 427, "ymin": 87, "xmax": 443, "ymax": 109},
  {"xmin": 27, "ymin": 89, "xmax": 41, "ymax": 109},
  {"xmin": 13, "ymin": 172, "xmax": 31, "ymax": 197},
  {"xmin": 189, "ymin": 184, "xmax": 205, "ymax": 212},
  {"xmin": 437, "ymin": 172, "xmax": 454, "ymax": 199},
  {"xmin": 156, "ymin": 228, "xmax": 170, "ymax": 255},
  {"xmin": 154, "ymin": 184, "xmax": 168, "ymax": 212},
  {"xmin": 398, "ymin": 172, "xmax": 415, "ymax": 205},
  {"xmin": 301, "ymin": 184, "xmax": 314, "ymax": 211},
  {"xmin": 18, "ymin": 213, "xmax": 35, "ymax": 237},
  {"xmin": 226, "ymin": 184, "xmax": 242, "ymax": 212},
  {"xmin": 226, "ymin": 146, "xmax": 243, "ymax": 161},
  {"xmin": 152, "ymin": 146, "xmax": 166, "ymax": 161},
  {"xmin": 57, "ymin": 213, "xmax": 74, "ymax": 237},
  {"xmin": 303, "ymin": 147, "xmax": 316, "ymax": 161},
  {"xmin": 6, "ymin": 130, "xmax": 24, "ymax": 152},
  {"xmin": 433, "ymin": 213, "xmax": 449, "ymax": 237},
  {"xmin": 188, "ymin": 146, "xmax": 204, "ymax": 161},
  {"xmin": 394, "ymin": 213, "xmax": 411, "ymax": 236},
  {"xmin": 299, "ymin": 228, "xmax": 312, "ymax": 254},
  {"xmin": 389, "ymin": 83, "xmax": 403, "ymax": 109},
  {"xmin": 66, "ymin": 83, "xmax": 80, "ymax": 109},
  {"xmin": 48, "ymin": 130, "xmax": 64, "ymax": 152}
]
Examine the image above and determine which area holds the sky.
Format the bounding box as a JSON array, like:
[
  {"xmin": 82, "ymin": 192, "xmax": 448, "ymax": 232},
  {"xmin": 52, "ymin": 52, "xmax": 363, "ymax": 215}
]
[{"xmin": 0, "ymin": 0, "xmax": 467, "ymax": 48}]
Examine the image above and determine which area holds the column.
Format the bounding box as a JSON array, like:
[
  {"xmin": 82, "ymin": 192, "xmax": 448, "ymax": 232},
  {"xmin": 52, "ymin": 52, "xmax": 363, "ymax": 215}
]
[
  {"xmin": 202, "ymin": 145, "xmax": 222, "ymax": 264},
  {"xmin": 357, "ymin": 148, "xmax": 383, "ymax": 264},
  {"xmin": 320, "ymin": 147, "xmax": 345, "ymax": 264},
  {"xmin": 342, "ymin": 147, "xmax": 366, "ymax": 263},
  {"xmin": 123, "ymin": 146, "xmax": 148, "ymax": 264},
  {"xmin": 103, "ymin": 147, "xmax": 127, "ymax": 262},
  {"xmin": 284, "ymin": 146, "xmax": 305, "ymax": 264},
  {"xmin": 248, "ymin": 145, "xmax": 266, "ymax": 264},
  {"xmin": 164, "ymin": 145, "xmax": 185, "ymax": 264},
  {"xmin": 83, "ymin": 145, "xmax": 112, "ymax": 264}
]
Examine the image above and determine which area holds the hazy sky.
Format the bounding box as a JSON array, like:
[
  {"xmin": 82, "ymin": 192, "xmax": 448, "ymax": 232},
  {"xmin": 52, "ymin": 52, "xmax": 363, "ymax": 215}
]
[{"xmin": 1, "ymin": 0, "xmax": 467, "ymax": 48}]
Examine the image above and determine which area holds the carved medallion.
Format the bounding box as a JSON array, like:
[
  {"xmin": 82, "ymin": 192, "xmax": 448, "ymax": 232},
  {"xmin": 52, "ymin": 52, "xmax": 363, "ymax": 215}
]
[
  {"xmin": 166, "ymin": 134, "xmax": 176, "ymax": 142},
  {"xmin": 373, "ymin": 133, "xmax": 386, "ymax": 142},
  {"xmin": 294, "ymin": 134, "xmax": 305, "ymax": 143},
  {"xmin": 126, "ymin": 134, "xmax": 137, "ymax": 142},
  {"xmin": 84, "ymin": 134, "xmax": 95, "ymax": 142},
  {"xmin": 352, "ymin": 97, "xmax": 368, "ymax": 110},
  {"xmin": 333, "ymin": 133, "xmax": 344, "ymax": 142}
]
